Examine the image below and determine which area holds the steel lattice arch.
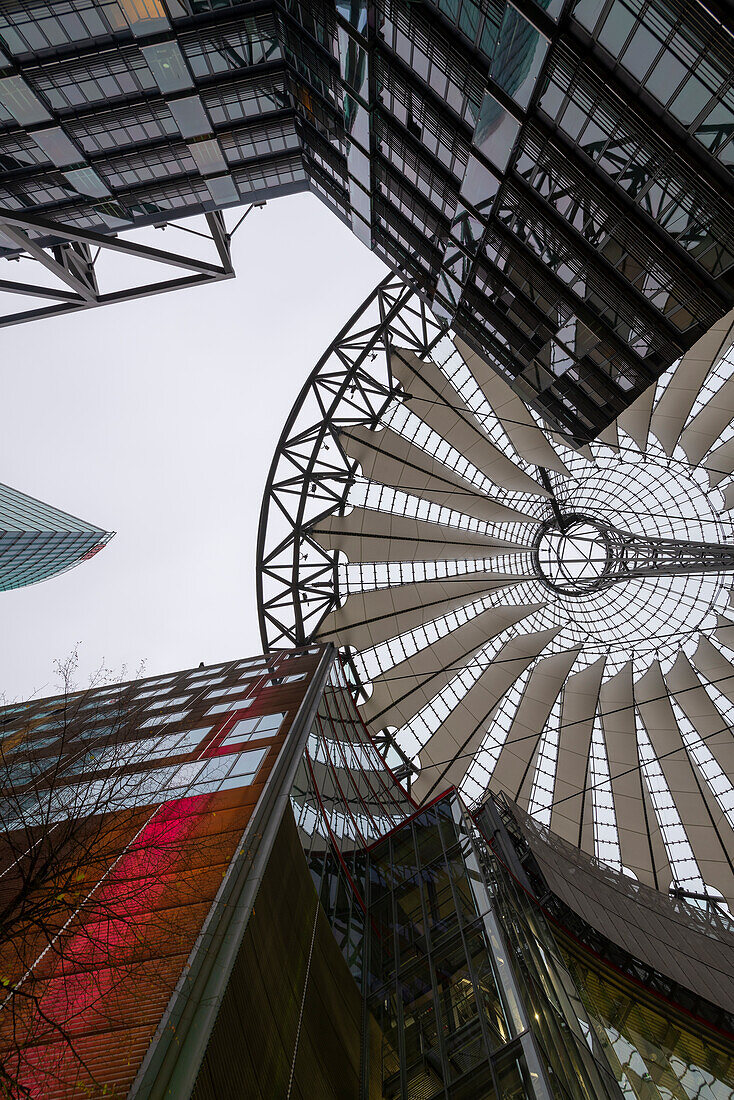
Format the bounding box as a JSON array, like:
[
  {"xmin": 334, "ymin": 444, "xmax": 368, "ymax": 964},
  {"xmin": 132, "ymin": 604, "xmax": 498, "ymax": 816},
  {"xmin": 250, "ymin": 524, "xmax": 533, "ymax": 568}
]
[{"xmin": 257, "ymin": 275, "xmax": 734, "ymax": 912}]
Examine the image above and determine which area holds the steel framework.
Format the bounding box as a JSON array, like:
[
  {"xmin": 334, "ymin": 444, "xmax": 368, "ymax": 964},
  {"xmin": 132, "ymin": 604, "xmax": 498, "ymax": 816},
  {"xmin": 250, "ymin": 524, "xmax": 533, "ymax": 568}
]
[
  {"xmin": 256, "ymin": 275, "xmax": 734, "ymax": 659},
  {"xmin": 531, "ymin": 511, "xmax": 734, "ymax": 597},
  {"xmin": 0, "ymin": 207, "xmax": 239, "ymax": 327},
  {"xmin": 256, "ymin": 273, "xmax": 447, "ymax": 659}
]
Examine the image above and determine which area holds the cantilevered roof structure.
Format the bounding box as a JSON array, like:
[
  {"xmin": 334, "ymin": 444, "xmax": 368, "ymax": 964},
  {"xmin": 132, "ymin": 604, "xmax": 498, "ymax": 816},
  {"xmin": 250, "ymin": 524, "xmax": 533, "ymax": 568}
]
[
  {"xmin": 0, "ymin": 0, "xmax": 733, "ymax": 440},
  {"xmin": 258, "ymin": 275, "xmax": 734, "ymax": 912},
  {"xmin": 0, "ymin": 481, "xmax": 113, "ymax": 592}
]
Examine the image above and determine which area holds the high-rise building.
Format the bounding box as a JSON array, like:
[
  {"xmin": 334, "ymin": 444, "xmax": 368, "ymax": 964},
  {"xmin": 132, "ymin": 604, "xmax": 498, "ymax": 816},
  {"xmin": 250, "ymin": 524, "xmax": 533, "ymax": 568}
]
[
  {"xmin": 0, "ymin": 479, "xmax": 113, "ymax": 591},
  {"xmin": 2, "ymin": 643, "xmax": 734, "ymax": 1099},
  {"xmin": 0, "ymin": 1, "xmax": 732, "ymax": 438}
]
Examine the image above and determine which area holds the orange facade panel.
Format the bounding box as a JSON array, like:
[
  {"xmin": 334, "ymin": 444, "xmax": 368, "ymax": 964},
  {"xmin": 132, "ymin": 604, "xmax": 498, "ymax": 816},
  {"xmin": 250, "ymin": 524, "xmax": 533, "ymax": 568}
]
[{"xmin": 0, "ymin": 646, "xmax": 327, "ymax": 1099}]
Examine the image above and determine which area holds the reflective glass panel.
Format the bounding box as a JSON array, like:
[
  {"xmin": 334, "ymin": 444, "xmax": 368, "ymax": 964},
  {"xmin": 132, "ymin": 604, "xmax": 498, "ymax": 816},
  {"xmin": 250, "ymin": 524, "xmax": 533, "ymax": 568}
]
[{"xmin": 141, "ymin": 41, "xmax": 192, "ymax": 93}]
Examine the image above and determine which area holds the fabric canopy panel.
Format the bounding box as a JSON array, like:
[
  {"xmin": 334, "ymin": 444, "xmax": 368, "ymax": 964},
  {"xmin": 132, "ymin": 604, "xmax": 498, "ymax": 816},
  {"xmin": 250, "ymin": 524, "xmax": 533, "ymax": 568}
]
[{"xmin": 287, "ymin": 307, "xmax": 734, "ymax": 913}]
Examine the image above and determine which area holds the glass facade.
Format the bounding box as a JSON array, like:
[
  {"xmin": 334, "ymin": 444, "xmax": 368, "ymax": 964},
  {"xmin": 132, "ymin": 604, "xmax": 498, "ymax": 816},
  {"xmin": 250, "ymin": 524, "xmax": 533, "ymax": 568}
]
[
  {"xmin": 303, "ymin": 771, "xmax": 734, "ymax": 1098},
  {"xmin": 0, "ymin": 480, "xmax": 112, "ymax": 591},
  {"xmin": 0, "ymin": 0, "xmax": 732, "ymax": 439},
  {"xmin": 292, "ymin": 674, "xmax": 734, "ymax": 1100},
  {"xmin": 476, "ymin": 796, "xmax": 734, "ymax": 1100}
]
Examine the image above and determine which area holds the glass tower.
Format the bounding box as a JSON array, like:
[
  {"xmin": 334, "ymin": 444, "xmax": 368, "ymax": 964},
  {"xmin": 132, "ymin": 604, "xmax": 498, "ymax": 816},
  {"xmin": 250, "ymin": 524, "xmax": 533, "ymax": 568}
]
[
  {"xmin": 0, "ymin": 0, "xmax": 732, "ymax": 439},
  {"xmin": 0, "ymin": 480, "xmax": 113, "ymax": 591}
]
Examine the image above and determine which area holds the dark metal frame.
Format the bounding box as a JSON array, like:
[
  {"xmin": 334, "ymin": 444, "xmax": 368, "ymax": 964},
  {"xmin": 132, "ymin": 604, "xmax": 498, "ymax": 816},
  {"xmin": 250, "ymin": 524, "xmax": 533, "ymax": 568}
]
[
  {"xmin": 531, "ymin": 510, "xmax": 734, "ymax": 598},
  {"xmin": 256, "ymin": 273, "xmax": 446, "ymax": 657},
  {"xmin": 0, "ymin": 208, "xmax": 236, "ymax": 327}
]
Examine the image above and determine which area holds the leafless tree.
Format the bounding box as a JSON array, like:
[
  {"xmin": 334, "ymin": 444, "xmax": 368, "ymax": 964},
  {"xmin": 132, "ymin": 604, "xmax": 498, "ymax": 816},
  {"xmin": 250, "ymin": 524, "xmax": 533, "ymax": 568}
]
[{"xmin": 0, "ymin": 653, "xmax": 217, "ymax": 1098}]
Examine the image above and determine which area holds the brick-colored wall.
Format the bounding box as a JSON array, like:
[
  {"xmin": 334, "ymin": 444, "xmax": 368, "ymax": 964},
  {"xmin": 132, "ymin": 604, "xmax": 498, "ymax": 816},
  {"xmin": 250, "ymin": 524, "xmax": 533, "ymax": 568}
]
[{"xmin": 0, "ymin": 649, "xmax": 322, "ymax": 1099}]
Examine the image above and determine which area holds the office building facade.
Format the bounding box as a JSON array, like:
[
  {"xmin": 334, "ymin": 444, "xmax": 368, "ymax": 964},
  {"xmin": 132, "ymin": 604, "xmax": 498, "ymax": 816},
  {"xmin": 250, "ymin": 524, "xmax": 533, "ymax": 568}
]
[
  {"xmin": 0, "ymin": 479, "xmax": 113, "ymax": 591},
  {"xmin": 0, "ymin": 1, "xmax": 732, "ymax": 437},
  {"xmin": 0, "ymin": 645, "xmax": 336, "ymax": 1097},
  {"xmin": 2, "ymin": 642, "xmax": 734, "ymax": 1098},
  {"xmin": 258, "ymin": 275, "xmax": 734, "ymax": 914}
]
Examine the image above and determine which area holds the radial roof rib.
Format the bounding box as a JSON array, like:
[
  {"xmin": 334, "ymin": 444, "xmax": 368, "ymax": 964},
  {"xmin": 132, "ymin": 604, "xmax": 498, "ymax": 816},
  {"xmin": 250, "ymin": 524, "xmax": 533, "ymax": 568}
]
[
  {"xmin": 311, "ymin": 507, "xmax": 528, "ymax": 564},
  {"xmin": 691, "ymin": 635, "xmax": 734, "ymax": 708},
  {"xmin": 651, "ymin": 308, "xmax": 734, "ymax": 456},
  {"xmin": 678, "ymin": 373, "xmax": 734, "ymax": 466},
  {"xmin": 452, "ymin": 337, "xmax": 570, "ymax": 476},
  {"xmin": 599, "ymin": 662, "xmax": 669, "ymax": 890},
  {"xmin": 665, "ymin": 653, "xmax": 734, "ymax": 844},
  {"xmin": 703, "ymin": 435, "xmax": 734, "ymax": 488},
  {"xmin": 597, "ymin": 421, "xmax": 620, "ymax": 451},
  {"xmin": 704, "ymin": 435, "xmax": 734, "ymax": 488},
  {"xmin": 360, "ymin": 601, "xmax": 546, "ymax": 729},
  {"xmin": 412, "ymin": 625, "xmax": 563, "ymax": 803},
  {"xmin": 724, "ymin": 484, "xmax": 734, "ymax": 513},
  {"xmin": 550, "ymin": 656, "xmax": 606, "ymax": 849},
  {"xmin": 667, "ymin": 653, "xmax": 734, "ymax": 784},
  {"xmin": 615, "ymin": 380, "xmax": 656, "ymax": 453},
  {"xmin": 635, "ymin": 661, "xmax": 734, "ymax": 908},
  {"xmin": 716, "ymin": 615, "xmax": 734, "ymax": 654},
  {"xmin": 550, "ymin": 431, "xmax": 594, "ymax": 461},
  {"xmin": 316, "ymin": 573, "xmax": 521, "ymax": 652},
  {"xmin": 390, "ymin": 349, "xmax": 549, "ymax": 497},
  {"xmin": 339, "ymin": 425, "xmax": 530, "ymax": 525},
  {"xmin": 489, "ymin": 647, "xmax": 583, "ymax": 810}
]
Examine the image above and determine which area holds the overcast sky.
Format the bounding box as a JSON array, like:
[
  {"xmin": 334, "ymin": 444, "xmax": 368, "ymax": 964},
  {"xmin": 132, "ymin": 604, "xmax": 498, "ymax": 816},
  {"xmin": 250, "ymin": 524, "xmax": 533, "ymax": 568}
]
[{"xmin": 0, "ymin": 193, "xmax": 386, "ymax": 702}]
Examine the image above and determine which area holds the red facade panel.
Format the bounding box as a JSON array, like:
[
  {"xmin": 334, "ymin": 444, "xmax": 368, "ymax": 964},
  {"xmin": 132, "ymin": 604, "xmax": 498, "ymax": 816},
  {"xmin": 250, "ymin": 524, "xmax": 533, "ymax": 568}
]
[{"xmin": 0, "ymin": 647, "xmax": 325, "ymax": 1098}]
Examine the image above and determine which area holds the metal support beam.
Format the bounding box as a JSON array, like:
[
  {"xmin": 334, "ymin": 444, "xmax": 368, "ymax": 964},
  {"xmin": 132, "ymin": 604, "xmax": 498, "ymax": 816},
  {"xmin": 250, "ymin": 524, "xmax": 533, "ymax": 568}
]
[
  {"xmin": 532, "ymin": 511, "xmax": 734, "ymax": 596},
  {"xmin": 0, "ymin": 207, "xmax": 240, "ymax": 329}
]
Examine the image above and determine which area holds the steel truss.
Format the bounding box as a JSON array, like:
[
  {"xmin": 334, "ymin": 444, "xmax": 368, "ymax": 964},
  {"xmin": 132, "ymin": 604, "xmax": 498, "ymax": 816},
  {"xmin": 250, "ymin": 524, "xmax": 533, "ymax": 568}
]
[
  {"xmin": 0, "ymin": 207, "xmax": 236, "ymax": 327},
  {"xmin": 256, "ymin": 273, "xmax": 446, "ymax": 661},
  {"xmin": 532, "ymin": 511, "xmax": 734, "ymax": 597},
  {"xmin": 593, "ymin": 520, "xmax": 734, "ymax": 584}
]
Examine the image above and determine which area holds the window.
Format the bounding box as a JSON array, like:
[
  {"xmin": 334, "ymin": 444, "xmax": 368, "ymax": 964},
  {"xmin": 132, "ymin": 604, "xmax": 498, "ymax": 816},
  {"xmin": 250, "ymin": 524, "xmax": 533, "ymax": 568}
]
[
  {"xmin": 189, "ymin": 136, "xmax": 228, "ymax": 175},
  {"xmin": 77, "ymin": 725, "xmax": 113, "ymax": 741},
  {"xmin": 169, "ymin": 95, "xmax": 210, "ymax": 138},
  {"xmin": 139, "ymin": 708, "xmax": 189, "ymax": 728},
  {"xmin": 32, "ymin": 127, "xmax": 81, "ymax": 168},
  {"xmin": 222, "ymin": 711, "xmax": 285, "ymax": 744},
  {"xmin": 170, "ymin": 746, "xmax": 267, "ymax": 792},
  {"xmin": 208, "ymin": 684, "xmax": 255, "ymax": 697},
  {"xmin": 30, "ymin": 48, "xmax": 158, "ymax": 111},
  {"xmin": 13, "ymin": 735, "xmax": 57, "ymax": 753},
  {"xmin": 149, "ymin": 694, "xmax": 191, "ymax": 707},
  {"xmin": 0, "ymin": 75, "xmax": 51, "ymax": 125},
  {"xmin": 147, "ymin": 727, "xmax": 209, "ymax": 758},
  {"xmin": 170, "ymin": 759, "xmax": 206, "ymax": 788},
  {"xmin": 207, "ymin": 698, "xmax": 253, "ymax": 715},
  {"xmin": 63, "ymin": 167, "xmax": 111, "ymax": 198},
  {"xmin": 222, "ymin": 747, "xmax": 267, "ymax": 785},
  {"xmin": 141, "ymin": 41, "xmax": 192, "ymax": 93},
  {"xmin": 490, "ymin": 6, "xmax": 548, "ymax": 111}
]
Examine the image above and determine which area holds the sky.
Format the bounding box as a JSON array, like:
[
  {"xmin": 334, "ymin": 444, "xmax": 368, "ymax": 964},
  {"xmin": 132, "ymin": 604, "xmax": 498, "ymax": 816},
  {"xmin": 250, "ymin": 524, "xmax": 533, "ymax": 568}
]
[{"xmin": 0, "ymin": 192, "xmax": 386, "ymax": 702}]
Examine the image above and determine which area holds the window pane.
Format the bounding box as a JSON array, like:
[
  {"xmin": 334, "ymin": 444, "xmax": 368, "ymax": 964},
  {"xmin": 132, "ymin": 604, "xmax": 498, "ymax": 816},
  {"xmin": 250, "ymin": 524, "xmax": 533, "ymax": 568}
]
[
  {"xmin": 670, "ymin": 74, "xmax": 713, "ymax": 126},
  {"xmin": 142, "ymin": 41, "xmax": 192, "ymax": 93},
  {"xmin": 0, "ymin": 76, "xmax": 51, "ymax": 124},
  {"xmin": 474, "ymin": 93, "xmax": 520, "ymax": 171},
  {"xmin": 32, "ymin": 126, "xmax": 80, "ymax": 167}
]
